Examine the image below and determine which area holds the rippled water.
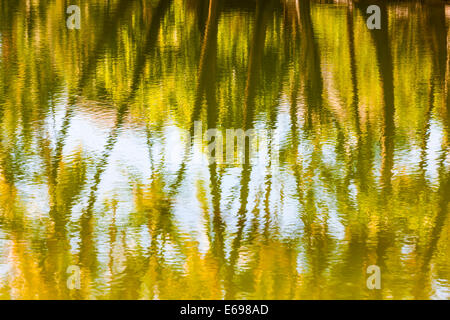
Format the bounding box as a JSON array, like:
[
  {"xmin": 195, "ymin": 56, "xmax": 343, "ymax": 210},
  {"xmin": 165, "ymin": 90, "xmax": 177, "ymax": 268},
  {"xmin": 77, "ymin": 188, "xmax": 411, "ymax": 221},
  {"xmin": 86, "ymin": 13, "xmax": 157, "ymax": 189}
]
[{"xmin": 0, "ymin": 0, "xmax": 449, "ymax": 299}]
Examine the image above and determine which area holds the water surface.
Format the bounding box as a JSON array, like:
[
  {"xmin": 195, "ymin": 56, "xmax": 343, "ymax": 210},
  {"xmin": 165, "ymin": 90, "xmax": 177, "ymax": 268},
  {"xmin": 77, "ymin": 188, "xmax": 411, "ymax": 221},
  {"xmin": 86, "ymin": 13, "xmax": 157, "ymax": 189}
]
[{"xmin": 0, "ymin": 0, "xmax": 449, "ymax": 299}]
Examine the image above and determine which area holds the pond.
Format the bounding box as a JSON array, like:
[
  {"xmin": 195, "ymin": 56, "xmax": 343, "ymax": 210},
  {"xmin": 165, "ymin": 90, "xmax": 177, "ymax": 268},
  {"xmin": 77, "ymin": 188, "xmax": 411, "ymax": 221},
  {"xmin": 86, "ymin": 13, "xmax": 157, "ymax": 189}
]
[{"xmin": 0, "ymin": 0, "xmax": 449, "ymax": 299}]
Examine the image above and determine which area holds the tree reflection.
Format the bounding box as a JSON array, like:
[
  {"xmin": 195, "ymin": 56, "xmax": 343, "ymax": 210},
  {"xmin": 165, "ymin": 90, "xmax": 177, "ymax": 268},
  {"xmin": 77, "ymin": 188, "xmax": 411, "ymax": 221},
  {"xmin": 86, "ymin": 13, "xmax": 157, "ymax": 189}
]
[{"xmin": 0, "ymin": 0, "xmax": 448, "ymax": 299}]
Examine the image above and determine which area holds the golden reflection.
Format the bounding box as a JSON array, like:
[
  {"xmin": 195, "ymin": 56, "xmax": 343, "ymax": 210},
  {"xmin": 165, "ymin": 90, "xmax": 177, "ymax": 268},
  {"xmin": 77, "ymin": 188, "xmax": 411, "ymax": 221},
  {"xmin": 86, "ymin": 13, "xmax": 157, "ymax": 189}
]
[{"xmin": 0, "ymin": 0, "xmax": 449, "ymax": 299}]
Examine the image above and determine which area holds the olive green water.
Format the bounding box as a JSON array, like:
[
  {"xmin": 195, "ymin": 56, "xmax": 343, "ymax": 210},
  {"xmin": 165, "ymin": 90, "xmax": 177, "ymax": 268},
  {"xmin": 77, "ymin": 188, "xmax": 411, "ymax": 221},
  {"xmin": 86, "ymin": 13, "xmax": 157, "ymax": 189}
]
[{"xmin": 0, "ymin": 0, "xmax": 449, "ymax": 300}]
